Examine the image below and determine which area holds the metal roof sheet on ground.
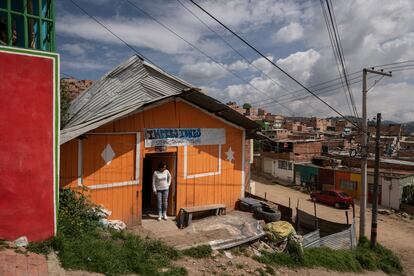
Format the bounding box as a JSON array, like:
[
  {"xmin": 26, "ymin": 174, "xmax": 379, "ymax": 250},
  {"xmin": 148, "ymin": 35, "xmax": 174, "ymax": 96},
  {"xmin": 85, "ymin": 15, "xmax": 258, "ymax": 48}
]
[{"xmin": 61, "ymin": 55, "xmax": 260, "ymax": 144}]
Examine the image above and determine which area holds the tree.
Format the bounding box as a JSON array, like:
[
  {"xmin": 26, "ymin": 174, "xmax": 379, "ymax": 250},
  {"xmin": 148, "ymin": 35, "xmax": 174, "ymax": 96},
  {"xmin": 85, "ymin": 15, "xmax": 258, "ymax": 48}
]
[
  {"xmin": 243, "ymin": 103, "xmax": 252, "ymax": 110},
  {"xmin": 60, "ymin": 80, "xmax": 71, "ymax": 129}
]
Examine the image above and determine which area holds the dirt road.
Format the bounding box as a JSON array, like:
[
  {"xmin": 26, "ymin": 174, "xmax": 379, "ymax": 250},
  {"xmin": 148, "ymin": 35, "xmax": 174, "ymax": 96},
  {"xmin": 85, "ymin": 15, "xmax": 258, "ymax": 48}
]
[{"xmin": 252, "ymin": 176, "xmax": 414, "ymax": 275}]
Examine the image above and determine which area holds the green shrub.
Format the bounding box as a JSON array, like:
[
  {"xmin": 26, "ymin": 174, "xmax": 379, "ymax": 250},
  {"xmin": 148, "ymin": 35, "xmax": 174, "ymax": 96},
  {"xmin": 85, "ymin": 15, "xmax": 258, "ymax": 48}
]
[
  {"xmin": 30, "ymin": 188, "xmax": 186, "ymax": 276},
  {"xmin": 181, "ymin": 245, "xmax": 212, "ymax": 258},
  {"xmin": 286, "ymin": 239, "xmax": 304, "ymax": 264},
  {"xmin": 255, "ymin": 237, "xmax": 402, "ymax": 274},
  {"xmin": 58, "ymin": 189, "xmax": 101, "ymax": 236}
]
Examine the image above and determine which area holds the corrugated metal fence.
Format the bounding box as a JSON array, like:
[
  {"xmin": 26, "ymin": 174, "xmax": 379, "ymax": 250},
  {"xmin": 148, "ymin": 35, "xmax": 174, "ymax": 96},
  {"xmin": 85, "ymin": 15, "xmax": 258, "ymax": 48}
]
[{"xmin": 303, "ymin": 221, "xmax": 357, "ymax": 250}]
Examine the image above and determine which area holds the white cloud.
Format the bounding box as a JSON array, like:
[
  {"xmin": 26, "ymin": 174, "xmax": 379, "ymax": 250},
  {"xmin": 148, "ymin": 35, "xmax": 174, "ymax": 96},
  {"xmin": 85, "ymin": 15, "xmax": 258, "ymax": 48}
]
[
  {"xmin": 179, "ymin": 59, "xmax": 251, "ymax": 82},
  {"xmin": 198, "ymin": 0, "xmax": 302, "ymax": 29},
  {"xmin": 274, "ymin": 22, "xmax": 304, "ymax": 43},
  {"xmin": 60, "ymin": 43, "xmax": 86, "ymax": 56},
  {"xmin": 57, "ymin": 14, "xmax": 194, "ymax": 54},
  {"xmin": 276, "ymin": 49, "xmax": 321, "ymax": 82},
  {"xmin": 62, "ymin": 60, "xmax": 106, "ymax": 70},
  {"xmin": 227, "ymin": 60, "xmax": 249, "ymax": 71},
  {"xmin": 56, "ymin": 0, "xmax": 414, "ymax": 122},
  {"xmin": 180, "ymin": 61, "xmax": 228, "ymax": 81}
]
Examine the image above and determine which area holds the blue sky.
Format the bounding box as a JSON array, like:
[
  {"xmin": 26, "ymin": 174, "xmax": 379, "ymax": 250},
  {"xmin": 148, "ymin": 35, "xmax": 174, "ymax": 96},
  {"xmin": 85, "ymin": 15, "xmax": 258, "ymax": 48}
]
[{"xmin": 56, "ymin": 0, "xmax": 414, "ymax": 122}]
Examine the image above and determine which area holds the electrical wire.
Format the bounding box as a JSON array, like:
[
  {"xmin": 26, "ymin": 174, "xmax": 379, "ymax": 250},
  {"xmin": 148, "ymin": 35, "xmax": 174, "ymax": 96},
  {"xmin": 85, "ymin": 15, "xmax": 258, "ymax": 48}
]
[
  {"xmin": 69, "ymin": 0, "xmax": 173, "ymax": 77},
  {"xmin": 176, "ymin": 0, "xmax": 289, "ymax": 96},
  {"xmin": 322, "ymin": 0, "xmax": 359, "ymax": 119},
  {"xmin": 125, "ymin": 0, "xmax": 297, "ymax": 116},
  {"xmin": 320, "ymin": 0, "xmax": 353, "ymax": 117},
  {"xmin": 189, "ymin": 0, "xmax": 362, "ymax": 130}
]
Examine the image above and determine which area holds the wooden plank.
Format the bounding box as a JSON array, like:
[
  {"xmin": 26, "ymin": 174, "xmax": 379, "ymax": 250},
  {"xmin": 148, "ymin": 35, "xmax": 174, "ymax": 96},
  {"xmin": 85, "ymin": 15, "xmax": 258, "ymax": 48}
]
[{"xmin": 182, "ymin": 204, "xmax": 225, "ymax": 213}]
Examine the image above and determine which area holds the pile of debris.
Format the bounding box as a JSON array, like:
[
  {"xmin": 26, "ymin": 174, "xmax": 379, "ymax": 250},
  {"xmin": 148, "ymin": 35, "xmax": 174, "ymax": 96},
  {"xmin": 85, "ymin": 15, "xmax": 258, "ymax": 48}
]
[
  {"xmin": 0, "ymin": 236, "xmax": 30, "ymax": 250},
  {"xmin": 95, "ymin": 206, "xmax": 127, "ymax": 231},
  {"xmin": 378, "ymin": 208, "xmax": 413, "ymax": 220}
]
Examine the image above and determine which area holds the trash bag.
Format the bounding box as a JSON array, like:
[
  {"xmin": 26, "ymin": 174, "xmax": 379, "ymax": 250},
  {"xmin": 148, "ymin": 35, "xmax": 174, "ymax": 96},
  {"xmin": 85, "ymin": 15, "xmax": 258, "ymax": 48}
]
[{"xmin": 264, "ymin": 221, "xmax": 296, "ymax": 242}]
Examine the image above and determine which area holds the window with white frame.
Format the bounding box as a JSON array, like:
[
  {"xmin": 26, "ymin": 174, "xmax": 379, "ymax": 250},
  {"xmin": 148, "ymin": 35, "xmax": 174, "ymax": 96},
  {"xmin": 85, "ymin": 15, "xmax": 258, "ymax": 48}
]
[{"xmin": 278, "ymin": 160, "xmax": 292, "ymax": 170}]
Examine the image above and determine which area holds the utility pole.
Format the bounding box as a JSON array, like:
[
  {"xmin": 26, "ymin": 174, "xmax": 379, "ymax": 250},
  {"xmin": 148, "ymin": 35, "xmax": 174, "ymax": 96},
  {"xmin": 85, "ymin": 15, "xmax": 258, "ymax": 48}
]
[
  {"xmin": 371, "ymin": 113, "xmax": 381, "ymax": 248},
  {"xmin": 360, "ymin": 68, "xmax": 391, "ymax": 240}
]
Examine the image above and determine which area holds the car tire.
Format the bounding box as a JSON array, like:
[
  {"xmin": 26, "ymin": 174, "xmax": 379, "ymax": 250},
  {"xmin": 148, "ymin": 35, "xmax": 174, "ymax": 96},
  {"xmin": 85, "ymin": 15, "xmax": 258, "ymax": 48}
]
[
  {"xmin": 238, "ymin": 199, "xmax": 262, "ymax": 213},
  {"xmin": 334, "ymin": 202, "xmax": 341, "ymax": 209},
  {"xmin": 254, "ymin": 206, "xmax": 281, "ymax": 223}
]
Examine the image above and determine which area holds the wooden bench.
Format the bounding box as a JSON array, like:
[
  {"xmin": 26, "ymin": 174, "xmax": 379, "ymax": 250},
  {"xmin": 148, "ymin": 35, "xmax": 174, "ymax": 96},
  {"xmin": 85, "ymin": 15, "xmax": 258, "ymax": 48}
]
[{"xmin": 177, "ymin": 204, "xmax": 226, "ymax": 229}]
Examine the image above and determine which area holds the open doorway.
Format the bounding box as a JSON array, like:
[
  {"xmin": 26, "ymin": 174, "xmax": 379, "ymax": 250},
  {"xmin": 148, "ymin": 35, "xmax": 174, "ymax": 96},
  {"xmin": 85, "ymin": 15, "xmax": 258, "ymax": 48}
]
[{"xmin": 142, "ymin": 152, "xmax": 177, "ymax": 217}]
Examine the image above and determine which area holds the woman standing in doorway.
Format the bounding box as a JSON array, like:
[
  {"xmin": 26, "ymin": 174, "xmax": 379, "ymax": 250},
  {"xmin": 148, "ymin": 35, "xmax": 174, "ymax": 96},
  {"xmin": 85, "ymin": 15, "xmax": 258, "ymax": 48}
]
[{"xmin": 152, "ymin": 161, "xmax": 171, "ymax": 221}]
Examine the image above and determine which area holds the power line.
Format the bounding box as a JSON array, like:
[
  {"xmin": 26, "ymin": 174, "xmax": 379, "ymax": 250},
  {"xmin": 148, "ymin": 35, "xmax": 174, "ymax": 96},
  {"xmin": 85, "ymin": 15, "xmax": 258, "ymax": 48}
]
[
  {"xmin": 320, "ymin": 0, "xmax": 353, "ymax": 117},
  {"xmin": 250, "ymin": 57, "xmax": 414, "ymax": 107},
  {"xmin": 329, "ymin": 0, "xmax": 358, "ymax": 119},
  {"xmin": 176, "ymin": 0, "xmax": 289, "ymax": 96},
  {"xmin": 189, "ymin": 0, "xmax": 361, "ymax": 130},
  {"xmin": 125, "ymin": 0, "xmax": 297, "ymax": 115},
  {"xmin": 322, "ymin": 0, "xmax": 359, "ymax": 119},
  {"xmin": 374, "ymin": 59, "xmax": 414, "ymax": 68},
  {"xmin": 257, "ymin": 74, "xmax": 379, "ymax": 110},
  {"xmin": 367, "ymin": 76, "xmax": 384, "ymax": 92},
  {"xmin": 69, "ymin": 0, "xmax": 171, "ymax": 75},
  {"xmin": 61, "ymin": 72, "xmax": 77, "ymax": 79}
]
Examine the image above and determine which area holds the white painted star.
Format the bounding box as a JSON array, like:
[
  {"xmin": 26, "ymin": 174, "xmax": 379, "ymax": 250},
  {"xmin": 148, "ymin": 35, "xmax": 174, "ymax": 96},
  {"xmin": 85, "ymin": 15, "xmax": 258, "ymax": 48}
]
[{"xmin": 225, "ymin": 147, "xmax": 235, "ymax": 162}]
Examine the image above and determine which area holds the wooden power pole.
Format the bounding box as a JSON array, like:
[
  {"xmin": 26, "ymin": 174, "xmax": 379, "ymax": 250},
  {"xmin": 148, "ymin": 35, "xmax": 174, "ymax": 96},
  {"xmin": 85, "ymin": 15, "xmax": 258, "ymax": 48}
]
[{"xmin": 371, "ymin": 113, "xmax": 381, "ymax": 248}]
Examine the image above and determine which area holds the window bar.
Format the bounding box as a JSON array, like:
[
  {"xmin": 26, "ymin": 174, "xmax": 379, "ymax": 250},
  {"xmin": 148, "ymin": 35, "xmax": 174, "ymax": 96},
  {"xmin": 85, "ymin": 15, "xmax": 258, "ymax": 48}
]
[
  {"xmin": 50, "ymin": 0, "xmax": 55, "ymax": 51},
  {"xmin": 38, "ymin": 0, "xmax": 42, "ymax": 49},
  {"xmin": 23, "ymin": 0, "xmax": 28, "ymax": 48},
  {"xmin": 6, "ymin": 0, "xmax": 11, "ymax": 46}
]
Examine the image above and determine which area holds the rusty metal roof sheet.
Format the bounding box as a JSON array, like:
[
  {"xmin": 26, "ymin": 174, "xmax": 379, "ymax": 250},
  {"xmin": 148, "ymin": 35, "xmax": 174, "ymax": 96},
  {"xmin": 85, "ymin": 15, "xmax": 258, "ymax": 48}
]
[{"xmin": 61, "ymin": 55, "xmax": 259, "ymax": 144}]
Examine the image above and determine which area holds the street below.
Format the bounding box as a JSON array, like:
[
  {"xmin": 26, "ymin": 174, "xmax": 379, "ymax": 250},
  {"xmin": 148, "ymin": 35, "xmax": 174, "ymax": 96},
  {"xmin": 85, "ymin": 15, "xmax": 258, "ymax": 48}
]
[{"xmin": 253, "ymin": 176, "xmax": 414, "ymax": 275}]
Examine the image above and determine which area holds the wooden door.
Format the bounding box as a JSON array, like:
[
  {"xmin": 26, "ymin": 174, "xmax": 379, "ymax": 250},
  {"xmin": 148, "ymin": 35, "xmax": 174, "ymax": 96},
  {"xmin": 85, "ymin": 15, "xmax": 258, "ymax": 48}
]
[{"xmin": 149, "ymin": 153, "xmax": 177, "ymax": 216}]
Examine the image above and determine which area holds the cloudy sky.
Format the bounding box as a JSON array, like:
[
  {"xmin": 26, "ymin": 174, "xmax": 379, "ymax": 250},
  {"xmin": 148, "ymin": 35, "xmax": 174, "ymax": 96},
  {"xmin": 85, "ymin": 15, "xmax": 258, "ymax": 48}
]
[{"xmin": 57, "ymin": 0, "xmax": 414, "ymax": 122}]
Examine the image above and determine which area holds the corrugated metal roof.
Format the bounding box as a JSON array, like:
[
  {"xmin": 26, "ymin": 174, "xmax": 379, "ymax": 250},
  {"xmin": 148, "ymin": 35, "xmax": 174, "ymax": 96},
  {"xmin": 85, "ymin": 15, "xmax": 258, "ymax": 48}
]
[{"xmin": 61, "ymin": 55, "xmax": 260, "ymax": 144}]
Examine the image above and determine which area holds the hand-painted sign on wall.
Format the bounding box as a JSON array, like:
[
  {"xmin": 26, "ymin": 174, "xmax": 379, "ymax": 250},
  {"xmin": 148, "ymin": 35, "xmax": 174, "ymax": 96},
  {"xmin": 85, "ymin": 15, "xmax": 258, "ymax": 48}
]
[
  {"xmin": 0, "ymin": 46, "xmax": 59, "ymax": 242},
  {"xmin": 144, "ymin": 128, "xmax": 225, "ymax": 148}
]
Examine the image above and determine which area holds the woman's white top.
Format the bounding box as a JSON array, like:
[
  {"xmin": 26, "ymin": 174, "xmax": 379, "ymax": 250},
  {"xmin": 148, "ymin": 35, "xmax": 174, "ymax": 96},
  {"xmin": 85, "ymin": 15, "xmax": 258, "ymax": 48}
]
[{"xmin": 152, "ymin": 170, "xmax": 171, "ymax": 192}]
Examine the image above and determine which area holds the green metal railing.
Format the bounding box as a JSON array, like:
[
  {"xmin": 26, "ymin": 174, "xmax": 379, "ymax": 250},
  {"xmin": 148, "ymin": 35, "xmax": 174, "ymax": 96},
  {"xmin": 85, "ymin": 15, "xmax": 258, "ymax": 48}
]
[{"xmin": 0, "ymin": 0, "xmax": 55, "ymax": 51}]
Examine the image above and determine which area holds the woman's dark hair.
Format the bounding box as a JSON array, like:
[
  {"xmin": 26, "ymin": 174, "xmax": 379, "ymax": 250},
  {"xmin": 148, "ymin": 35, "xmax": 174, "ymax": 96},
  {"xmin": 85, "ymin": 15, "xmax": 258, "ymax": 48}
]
[{"xmin": 158, "ymin": 161, "xmax": 167, "ymax": 170}]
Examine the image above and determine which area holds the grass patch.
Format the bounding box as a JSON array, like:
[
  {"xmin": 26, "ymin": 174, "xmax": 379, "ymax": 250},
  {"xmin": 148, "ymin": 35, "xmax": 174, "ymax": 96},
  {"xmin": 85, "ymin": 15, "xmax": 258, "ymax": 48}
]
[
  {"xmin": 27, "ymin": 239, "xmax": 54, "ymax": 255},
  {"xmin": 229, "ymin": 244, "xmax": 249, "ymax": 256},
  {"xmin": 255, "ymin": 237, "xmax": 402, "ymax": 274},
  {"xmin": 181, "ymin": 245, "xmax": 212, "ymax": 258},
  {"xmin": 28, "ymin": 189, "xmax": 186, "ymax": 276}
]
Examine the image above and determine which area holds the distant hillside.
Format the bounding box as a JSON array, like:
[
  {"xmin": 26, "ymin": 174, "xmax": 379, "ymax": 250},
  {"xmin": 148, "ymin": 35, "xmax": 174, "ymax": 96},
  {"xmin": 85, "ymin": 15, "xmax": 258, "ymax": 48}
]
[
  {"xmin": 61, "ymin": 78, "xmax": 93, "ymax": 100},
  {"xmin": 404, "ymin": 121, "xmax": 414, "ymax": 135}
]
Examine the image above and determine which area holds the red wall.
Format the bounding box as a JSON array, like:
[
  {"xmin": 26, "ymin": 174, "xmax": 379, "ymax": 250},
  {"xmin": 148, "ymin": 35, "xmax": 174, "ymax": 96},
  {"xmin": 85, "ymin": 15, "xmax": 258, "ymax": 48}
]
[{"xmin": 0, "ymin": 49, "xmax": 57, "ymax": 241}]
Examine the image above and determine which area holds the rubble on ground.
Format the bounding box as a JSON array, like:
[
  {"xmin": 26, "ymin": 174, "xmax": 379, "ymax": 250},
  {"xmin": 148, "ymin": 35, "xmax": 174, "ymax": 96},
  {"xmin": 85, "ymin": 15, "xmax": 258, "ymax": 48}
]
[
  {"xmin": 99, "ymin": 219, "xmax": 127, "ymax": 231},
  {"xmin": 13, "ymin": 236, "xmax": 28, "ymax": 247},
  {"xmin": 378, "ymin": 209, "xmax": 392, "ymax": 215},
  {"xmin": 94, "ymin": 206, "xmax": 112, "ymax": 218}
]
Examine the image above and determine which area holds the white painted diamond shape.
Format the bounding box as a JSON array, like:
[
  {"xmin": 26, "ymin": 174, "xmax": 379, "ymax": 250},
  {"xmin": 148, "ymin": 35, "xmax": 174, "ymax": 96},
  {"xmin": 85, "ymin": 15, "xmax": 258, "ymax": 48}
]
[{"xmin": 101, "ymin": 144, "xmax": 115, "ymax": 165}]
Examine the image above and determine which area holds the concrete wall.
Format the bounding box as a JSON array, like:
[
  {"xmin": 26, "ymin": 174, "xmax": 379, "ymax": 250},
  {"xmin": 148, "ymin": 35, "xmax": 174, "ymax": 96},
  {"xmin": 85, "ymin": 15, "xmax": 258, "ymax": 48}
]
[
  {"xmin": 381, "ymin": 178, "xmax": 401, "ymax": 210},
  {"xmin": 263, "ymin": 157, "xmax": 273, "ymax": 175},
  {"xmin": 273, "ymin": 160, "xmax": 294, "ymax": 182}
]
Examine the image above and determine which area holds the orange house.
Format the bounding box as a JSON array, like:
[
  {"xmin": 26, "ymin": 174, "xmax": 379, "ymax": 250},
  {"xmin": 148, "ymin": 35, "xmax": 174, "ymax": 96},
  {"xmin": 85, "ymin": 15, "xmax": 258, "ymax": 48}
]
[{"xmin": 60, "ymin": 56, "xmax": 259, "ymax": 226}]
